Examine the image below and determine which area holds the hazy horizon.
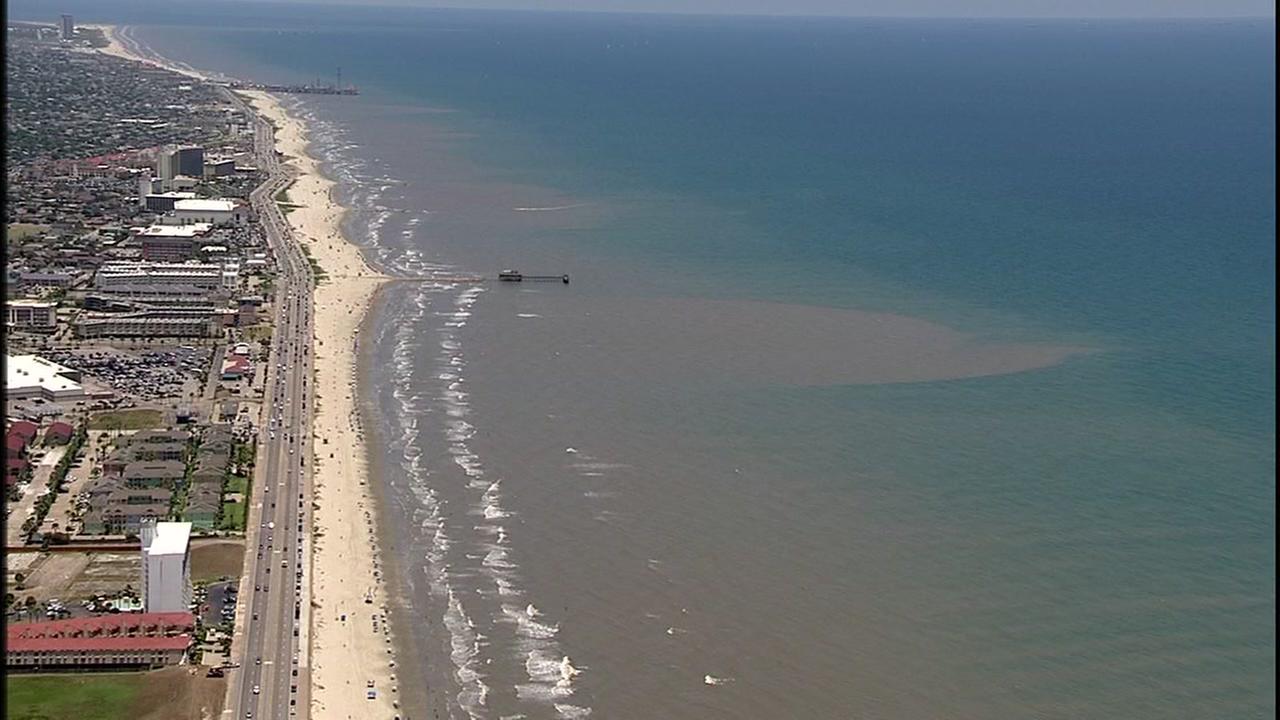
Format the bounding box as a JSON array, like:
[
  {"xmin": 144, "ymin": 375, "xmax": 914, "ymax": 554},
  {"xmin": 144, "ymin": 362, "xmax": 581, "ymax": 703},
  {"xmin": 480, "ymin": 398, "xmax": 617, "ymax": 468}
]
[{"xmin": 242, "ymin": 0, "xmax": 1275, "ymax": 18}]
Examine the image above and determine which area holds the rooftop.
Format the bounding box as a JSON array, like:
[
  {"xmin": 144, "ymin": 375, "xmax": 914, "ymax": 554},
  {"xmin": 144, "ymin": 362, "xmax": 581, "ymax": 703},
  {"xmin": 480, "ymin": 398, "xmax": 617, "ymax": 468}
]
[
  {"xmin": 147, "ymin": 521, "xmax": 191, "ymax": 556},
  {"xmin": 7, "ymin": 612, "xmax": 195, "ymax": 652},
  {"xmin": 7, "ymin": 635, "xmax": 191, "ymax": 653},
  {"xmin": 139, "ymin": 223, "xmax": 213, "ymax": 238},
  {"xmin": 6, "ymin": 354, "xmax": 83, "ymax": 395},
  {"xmin": 173, "ymin": 198, "xmax": 236, "ymax": 213},
  {"xmin": 7, "ymin": 612, "xmax": 195, "ymax": 639}
]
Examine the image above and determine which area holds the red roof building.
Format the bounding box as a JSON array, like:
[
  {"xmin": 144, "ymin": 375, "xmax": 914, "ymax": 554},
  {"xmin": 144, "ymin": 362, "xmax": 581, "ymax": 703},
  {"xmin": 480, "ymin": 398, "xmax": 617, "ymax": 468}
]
[
  {"xmin": 6, "ymin": 613, "xmax": 195, "ymax": 670},
  {"xmin": 7, "ymin": 457, "xmax": 31, "ymax": 482},
  {"xmin": 44, "ymin": 421, "xmax": 74, "ymax": 445},
  {"xmin": 8, "ymin": 420, "xmax": 38, "ymax": 443},
  {"xmin": 6, "ymin": 432, "xmax": 28, "ymax": 458},
  {"xmin": 220, "ymin": 356, "xmax": 251, "ymax": 380},
  {"xmin": 6, "ymin": 612, "xmax": 195, "ymax": 640}
]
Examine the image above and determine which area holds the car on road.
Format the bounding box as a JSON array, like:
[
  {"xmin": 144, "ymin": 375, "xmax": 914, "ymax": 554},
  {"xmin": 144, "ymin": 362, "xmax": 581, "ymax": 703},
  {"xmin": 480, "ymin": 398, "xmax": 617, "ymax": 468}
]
[
  {"xmin": 253, "ymin": 685, "xmax": 260, "ymax": 695},
  {"xmin": 255, "ymin": 657, "xmax": 262, "ymax": 665}
]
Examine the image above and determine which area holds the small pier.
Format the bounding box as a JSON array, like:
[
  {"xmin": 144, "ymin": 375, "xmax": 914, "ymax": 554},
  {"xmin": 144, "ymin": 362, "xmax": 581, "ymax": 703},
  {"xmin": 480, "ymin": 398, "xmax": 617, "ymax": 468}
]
[
  {"xmin": 498, "ymin": 270, "xmax": 570, "ymax": 284},
  {"xmin": 397, "ymin": 270, "xmax": 570, "ymax": 285},
  {"xmin": 225, "ymin": 81, "xmax": 358, "ymax": 96}
]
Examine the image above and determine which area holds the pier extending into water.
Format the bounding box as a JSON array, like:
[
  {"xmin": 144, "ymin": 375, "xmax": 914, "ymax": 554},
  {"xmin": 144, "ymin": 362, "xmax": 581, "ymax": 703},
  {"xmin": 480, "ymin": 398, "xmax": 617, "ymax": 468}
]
[
  {"xmin": 223, "ymin": 80, "xmax": 358, "ymax": 96},
  {"xmin": 399, "ymin": 270, "xmax": 571, "ymax": 285}
]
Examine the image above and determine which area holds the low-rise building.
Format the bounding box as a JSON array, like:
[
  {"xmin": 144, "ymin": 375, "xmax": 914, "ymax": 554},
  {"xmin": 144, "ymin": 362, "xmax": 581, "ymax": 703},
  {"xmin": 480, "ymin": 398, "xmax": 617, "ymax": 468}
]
[
  {"xmin": 43, "ymin": 421, "xmax": 74, "ymax": 445},
  {"xmin": 143, "ymin": 191, "xmax": 197, "ymax": 213},
  {"xmin": 123, "ymin": 460, "xmax": 186, "ymax": 489},
  {"xmin": 82, "ymin": 497, "xmax": 170, "ymax": 536},
  {"xmin": 5, "ymin": 354, "xmax": 86, "ymax": 402},
  {"xmin": 203, "ymin": 158, "xmax": 237, "ymax": 177},
  {"xmin": 119, "ymin": 429, "xmax": 192, "ymax": 447},
  {"xmin": 18, "ymin": 270, "xmax": 75, "ymax": 289},
  {"xmin": 220, "ymin": 355, "xmax": 251, "ymax": 380},
  {"xmin": 6, "ymin": 612, "xmax": 194, "ymax": 670},
  {"xmin": 7, "ymin": 299, "xmax": 57, "ymax": 330},
  {"xmin": 139, "ymin": 223, "xmax": 213, "ymax": 262},
  {"xmin": 95, "ymin": 261, "xmax": 236, "ymax": 290},
  {"xmin": 75, "ymin": 314, "xmax": 219, "ymax": 339},
  {"xmin": 8, "ymin": 420, "xmax": 39, "ymax": 445},
  {"xmin": 186, "ymin": 484, "xmax": 221, "ymax": 530},
  {"xmin": 172, "ymin": 198, "xmax": 243, "ymax": 226}
]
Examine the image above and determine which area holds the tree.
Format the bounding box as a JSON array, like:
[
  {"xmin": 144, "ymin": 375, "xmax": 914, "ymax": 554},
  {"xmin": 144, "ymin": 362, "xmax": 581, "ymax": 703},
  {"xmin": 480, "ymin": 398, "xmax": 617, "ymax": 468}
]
[{"xmin": 14, "ymin": 572, "xmax": 24, "ymax": 585}]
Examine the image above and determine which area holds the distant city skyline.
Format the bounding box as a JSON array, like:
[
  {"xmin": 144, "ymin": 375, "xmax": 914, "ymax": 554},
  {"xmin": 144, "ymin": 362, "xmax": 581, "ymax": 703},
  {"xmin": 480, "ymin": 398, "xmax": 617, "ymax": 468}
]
[{"xmin": 261, "ymin": 0, "xmax": 1275, "ymax": 18}]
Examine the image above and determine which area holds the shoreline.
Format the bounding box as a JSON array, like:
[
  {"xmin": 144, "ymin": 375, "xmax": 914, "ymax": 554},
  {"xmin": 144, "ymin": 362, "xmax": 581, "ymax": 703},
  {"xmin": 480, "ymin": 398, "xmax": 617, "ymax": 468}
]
[
  {"xmin": 241, "ymin": 90, "xmax": 399, "ymax": 720},
  {"xmin": 94, "ymin": 25, "xmax": 402, "ymax": 720}
]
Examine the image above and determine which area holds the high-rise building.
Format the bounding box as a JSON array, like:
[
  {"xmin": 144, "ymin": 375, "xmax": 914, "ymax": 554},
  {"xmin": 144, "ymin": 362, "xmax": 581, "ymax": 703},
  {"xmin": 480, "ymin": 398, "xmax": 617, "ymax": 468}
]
[
  {"xmin": 156, "ymin": 150, "xmax": 178, "ymax": 181},
  {"xmin": 140, "ymin": 520, "xmax": 192, "ymax": 613},
  {"xmin": 156, "ymin": 146, "xmax": 203, "ymax": 180},
  {"xmin": 59, "ymin": 14, "xmax": 74, "ymax": 41},
  {"xmin": 175, "ymin": 146, "xmax": 204, "ymax": 178}
]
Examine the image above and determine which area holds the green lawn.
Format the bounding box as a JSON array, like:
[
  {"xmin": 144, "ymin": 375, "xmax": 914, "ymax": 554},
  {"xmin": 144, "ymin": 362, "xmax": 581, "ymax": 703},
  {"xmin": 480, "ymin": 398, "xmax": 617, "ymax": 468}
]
[
  {"xmin": 5, "ymin": 673, "xmax": 144, "ymax": 720},
  {"xmin": 241, "ymin": 325, "xmax": 272, "ymax": 342},
  {"xmin": 6, "ymin": 223, "xmax": 49, "ymax": 242},
  {"xmin": 225, "ymin": 475, "xmax": 248, "ymax": 494},
  {"xmin": 218, "ymin": 500, "xmax": 246, "ymax": 531},
  {"xmin": 88, "ymin": 409, "xmax": 164, "ymax": 431}
]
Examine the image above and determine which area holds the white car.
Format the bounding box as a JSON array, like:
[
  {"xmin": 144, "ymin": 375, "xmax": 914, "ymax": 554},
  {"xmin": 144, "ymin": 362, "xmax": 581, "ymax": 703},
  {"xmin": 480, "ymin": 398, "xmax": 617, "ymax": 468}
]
[{"xmin": 253, "ymin": 685, "xmax": 260, "ymax": 695}]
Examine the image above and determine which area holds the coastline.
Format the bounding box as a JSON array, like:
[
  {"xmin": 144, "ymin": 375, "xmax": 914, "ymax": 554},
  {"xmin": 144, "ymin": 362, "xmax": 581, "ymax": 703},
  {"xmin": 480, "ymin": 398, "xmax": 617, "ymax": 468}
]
[
  {"xmin": 242, "ymin": 90, "xmax": 398, "ymax": 720},
  {"xmin": 94, "ymin": 25, "xmax": 401, "ymax": 720}
]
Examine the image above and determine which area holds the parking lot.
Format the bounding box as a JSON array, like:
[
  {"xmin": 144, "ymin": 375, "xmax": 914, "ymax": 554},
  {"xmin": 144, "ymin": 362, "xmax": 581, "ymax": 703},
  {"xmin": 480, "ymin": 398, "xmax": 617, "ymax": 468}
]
[{"xmin": 42, "ymin": 345, "xmax": 213, "ymax": 401}]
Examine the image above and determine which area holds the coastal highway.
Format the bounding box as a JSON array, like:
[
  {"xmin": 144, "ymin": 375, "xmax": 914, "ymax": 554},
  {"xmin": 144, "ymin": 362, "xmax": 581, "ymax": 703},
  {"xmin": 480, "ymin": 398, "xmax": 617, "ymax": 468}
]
[{"xmin": 226, "ymin": 99, "xmax": 317, "ymax": 720}]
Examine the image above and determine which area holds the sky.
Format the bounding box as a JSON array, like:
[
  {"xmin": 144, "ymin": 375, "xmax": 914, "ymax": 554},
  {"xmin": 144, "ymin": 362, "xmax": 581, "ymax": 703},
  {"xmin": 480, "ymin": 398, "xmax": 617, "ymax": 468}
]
[{"xmin": 274, "ymin": 0, "xmax": 1276, "ymax": 17}]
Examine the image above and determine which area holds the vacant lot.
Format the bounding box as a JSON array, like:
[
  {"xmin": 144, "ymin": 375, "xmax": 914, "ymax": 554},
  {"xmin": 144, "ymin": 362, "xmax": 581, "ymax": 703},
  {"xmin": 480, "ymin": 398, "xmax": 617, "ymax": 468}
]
[
  {"xmin": 6, "ymin": 666, "xmax": 225, "ymax": 720},
  {"xmin": 88, "ymin": 410, "xmax": 164, "ymax": 431},
  {"xmin": 191, "ymin": 539, "xmax": 244, "ymax": 583},
  {"xmin": 13, "ymin": 552, "xmax": 140, "ymax": 605},
  {"xmin": 69, "ymin": 553, "xmax": 141, "ymax": 599}
]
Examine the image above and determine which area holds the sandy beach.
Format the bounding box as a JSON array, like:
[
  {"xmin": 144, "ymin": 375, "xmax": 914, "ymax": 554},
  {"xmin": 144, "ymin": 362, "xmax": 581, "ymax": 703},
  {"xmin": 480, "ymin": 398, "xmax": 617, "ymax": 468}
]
[
  {"xmin": 86, "ymin": 24, "xmax": 213, "ymax": 81},
  {"xmin": 95, "ymin": 25, "xmax": 400, "ymax": 720}
]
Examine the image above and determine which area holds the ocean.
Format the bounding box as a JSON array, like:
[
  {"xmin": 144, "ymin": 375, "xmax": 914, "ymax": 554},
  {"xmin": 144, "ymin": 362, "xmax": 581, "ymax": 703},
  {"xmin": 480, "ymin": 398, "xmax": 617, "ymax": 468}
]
[{"xmin": 14, "ymin": 3, "xmax": 1275, "ymax": 718}]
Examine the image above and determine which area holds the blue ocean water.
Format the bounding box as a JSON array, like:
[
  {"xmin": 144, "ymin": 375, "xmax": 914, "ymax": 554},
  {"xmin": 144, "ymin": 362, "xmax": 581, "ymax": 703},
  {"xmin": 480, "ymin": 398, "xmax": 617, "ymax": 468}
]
[{"xmin": 17, "ymin": 3, "xmax": 1274, "ymax": 717}]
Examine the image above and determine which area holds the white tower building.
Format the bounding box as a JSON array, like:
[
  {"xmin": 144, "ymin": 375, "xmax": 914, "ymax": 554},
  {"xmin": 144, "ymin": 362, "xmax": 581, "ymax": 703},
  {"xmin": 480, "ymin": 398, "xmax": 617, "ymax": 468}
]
[{"xmin": 141, "ymin": 520, "xmax": 192, "ymax": 613}]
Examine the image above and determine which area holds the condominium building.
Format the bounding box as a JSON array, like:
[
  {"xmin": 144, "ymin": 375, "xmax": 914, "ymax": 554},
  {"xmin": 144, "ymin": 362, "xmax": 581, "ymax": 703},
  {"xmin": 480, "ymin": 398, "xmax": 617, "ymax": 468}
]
[
  {"xmin": 142, "ymin": 520, "xmax": 192, "ymax": 614},
  {"xmin": 95, "ymin": 261, "xmax": 238, "ymax": 290},
  {"xmin": 157, "ymin": 146, "xmax": 203, "ymax": 180},
  {"xmin": 139, "ymin": 223, "xmax": 213, "ymax": 261},
  {"xmin": 74, "ymin": 314, "xmax": 220, "ymax": 339}
]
